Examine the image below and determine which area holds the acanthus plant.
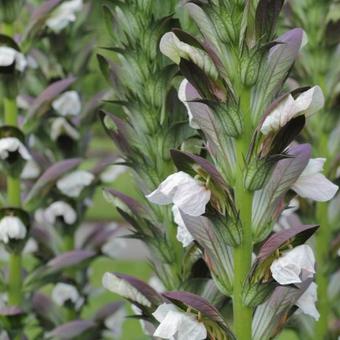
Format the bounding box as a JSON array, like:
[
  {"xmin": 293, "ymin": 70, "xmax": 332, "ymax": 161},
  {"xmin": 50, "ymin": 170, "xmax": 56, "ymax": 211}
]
[
  {"xmin": 100, "ymin": 0, "xmax": 338, "ymax": 339},
  {"xmin": 0, "ymin": 0, "xmax": 125, "ymax": 338},
  {"xmin": 280, "ymin": 0, "xmax": 340, "ymax": 338}
]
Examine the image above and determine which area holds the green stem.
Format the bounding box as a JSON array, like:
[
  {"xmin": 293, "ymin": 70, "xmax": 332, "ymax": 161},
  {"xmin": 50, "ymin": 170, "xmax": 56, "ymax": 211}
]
[
  {"xmin": 4, "ymin": 97, "xmax": 17, "ymax": 126},
  {"xmin": 315, "ymin": 202, "xmax": 330, "ymax": 339},
  {"xmin": 232, "ymin": 86, "xmax": 253, "ymax": 340},
  {"xmin": 8, "ymin": 253, "xmax": 22, "ymax": 306}
]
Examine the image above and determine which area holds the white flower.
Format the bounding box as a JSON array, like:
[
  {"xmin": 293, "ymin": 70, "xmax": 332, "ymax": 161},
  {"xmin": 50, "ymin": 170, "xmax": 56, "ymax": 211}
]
[
  {"xmin": 178, "ymin": 79, "xmax": 200, "ymax": 129},
  {"xmin": 101, "ymin": 238, "xmax": 127, "ymax": 258},
  {"xmin": 56, "ymin": 170, "xmax": 94, "ymax": 198},
  {"xmin": 261, "ymin": 86, "xmax": 324, "ymax": 135},
  {"xmin": 21, "ymin": 159, "xmax": 40, "ymax": 179},
  {"xmin": 172, "ymin": 205, "xmax": 194, "ymax": 247},
  {"xmin": 270, "ymin": 245, "xmax": 315, "ymax": 285},
  {"xmin": 52, "ymin": 91, "xmax": 81, "ymax": 117},
  {"xmin": 0, "ymin": 46, "xmax": 27, "ymax": 72},
  {"xmin": 0, "ymin": 216, "xmax": 27, "ymax": 244},
  {"xmin": 0, "ymin": 137, "xmax": 31, "ymax": 161},
  {"xmin": 23, "ymin": 238, "xmax": 38, "ymax": 254},
  {"xmin": 292, "ymin": 158, "xmax": 338, "ymax": 202},
  {"xmin": 104, "ymin": 308, "xmax": 126, "ymax": 336},
  {"xmin": 46, "ymin": 0, "xmax": 83, "ymax": 33},
  {"xmin": 50, "ymin": 117, "xmax": 80, "ymax": 141},
  {"xmin": 146, "ymin": 171, "xmax": 211, "ymax": 216},
  {"xmin": 100, "ymin": 162, "xmax": 127, "ymax": 183},
  {"xmin": 296, "ymin": 282, "xmax": 320, "ymax": 321},
  {"xmin": 44, "ymin": 201, "xmax": 77, "ymax": 225},
  {"xmin": 160, "ymin": 32, "xmax": 217, "ymax": 78},
  {"xmin": 102, "ymin": 272, "xmax": 151, "ymax": 307},
  {"xmin": 52, "ymin": 283, "xmax": 83, "ymax": 308},
  {"xmin": 153, "ymin": 303, "xmax": 207, "ymax": 340}
]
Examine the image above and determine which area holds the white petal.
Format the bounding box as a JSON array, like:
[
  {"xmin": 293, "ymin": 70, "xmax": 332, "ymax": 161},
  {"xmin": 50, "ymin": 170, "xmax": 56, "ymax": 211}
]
[
  {"xmin": 160, "ymin": 32, "xmax": 181, "ymax": 64},
  {"xmin": 0, "ymin": 137, "xmax": 31, "ymax": 161},
  {"xmin": 44, "ymin": 201, "xmax": 77, "ymax": 225},
  {"xmin": 296, "ymin": 282, "xmax": 320, "ymax": 321},
  {"xmin": 101, "ymin": 238, "xmax": 127, "ymax": 258},
  {"xmin": 102, "ymin": 272, "xmax": 151, "ymax": 307},
  {"xmin": 100, "ymin": 162, "xmax": 127, "ymax": 183},
  {"xmin": 50, "ymin": 117, "xmax": 80, "ymax": 141},
  {"xmin": 56, "ymin": 170, "xmax": 94, "ymax": 198},
  {"xmin": 148, "ymin": 276, "xmax": 165, "ymax": 293},
  {"xmin": 23, "ymin": 238, "xmax": 38, "ymax": 254},
  {"xmin": 153, "ymin": 303, "xmax": 178, "ymax": 322},
  {"xmin": 0, "ymin": 216, "xmax": 27, "ymax": 244},
  {"xmin": 52, "ymin": 91, "xmax": 81, "ymax": 116},
  {"xmin": 52, "ymin": 283, "xmax": 80, "ymax": 306},
  {"xmin": 178, "ymin": 79, "xmax": 200, "ymax": 129},
  {"xmin": 104, "ymin": 308, "xmax": 126, "ymax": 334},
  {"xmin": 270, "ymin": 245, "xmax": 315, "ymax": 285},
  {"xmin": 0, "ymin": 47, "xmax": 27, "ymax": 72},
  {"xmin": 21, "ymin": 159, "xmax": 40, "ymax": 179},
  {"xmin": 292, "ymin": 158, "xmax": 338, "ymax": 201},
  {"xmin": 46, "ymin": 0, "xmax": 83, "ymax": 33},
  {"xmin": 173, "ymin": 206, "xmax": 194, "ymax": 247},
  {"xmin": 294, "ymin": 86, "xmax": 324, "ymax": 117}
]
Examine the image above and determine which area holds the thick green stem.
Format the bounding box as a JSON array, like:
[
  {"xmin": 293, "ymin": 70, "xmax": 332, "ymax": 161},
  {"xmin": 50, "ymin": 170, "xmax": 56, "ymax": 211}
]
[
  {"xmin": 315, "ymin": 202, "xmax": 330, "ymax": 339},
  {"xmin": 232, "ymin": 86, "xmax": 253, "ymax": 340},
  {"xmin": 8, "ymin": 252, "xmax": 22, "ymax": 306}
]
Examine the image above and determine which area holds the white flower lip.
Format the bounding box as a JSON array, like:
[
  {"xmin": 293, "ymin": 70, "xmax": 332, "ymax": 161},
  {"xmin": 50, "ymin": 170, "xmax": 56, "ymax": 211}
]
[
  {"xmin": 52, "ymin": 282, "xmax": 80, "ymax": 306},
  {"xmin": 146, "ymin": 171, "xmax": 211, "ymax": 216},
  {"xmin": 21, "ymin": 159, "xmax": 40, "ymax": 180},
  {"xmin": 102, "ymin": 272, "xmax": 151, "ymax": 307},
  {"xmin": 52, "ymin": 91, "xmax": 81, "ymax": 117},
  {"xmin": 270, "ymin": 244, "xmax": 315, "ymax": 285},
  {"xmin": 172, "ymin": 205, "xmax": 194, "ymax": 247},
  {"xmin": 296, "ymin": 282, "xmax": 320, "ymax": 321},
  {"xmin": 44, "ymin": 201, "xmax": 77, "ymax": 225},
  {"xmin": 0, "ymin": 46, "xmax": 27, "ymax": 72},
  {"xmin": 0, "ymin": 137, "xmax": 31, "ymax": 161},
  {"xmin": 292, "ymin": 158, "xmax": 338, "ymax": 202},
  {"xmin": 152, "ymin": 303, "xmax": 207, "ymax": 340},
  {"xmin": 0, "ymin": 216, "xmax": 27, "ymax": 244},
  {"xmin": 56, "ymin": 170, "xmax": 94, "ymax": 198},
  {"xmin": 261, "ymin": 86, "xmax": 324, "ymax": 135},
  {"xmin": 46, "ymin": 0, "xmax": 83, "ymax": 33},
  {"xmin": 50, "ymin": 117, "xmax": 80, "ymax": 141}
]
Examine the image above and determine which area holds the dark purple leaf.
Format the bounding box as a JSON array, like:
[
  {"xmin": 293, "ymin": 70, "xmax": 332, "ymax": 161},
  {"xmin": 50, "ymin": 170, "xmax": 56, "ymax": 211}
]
[
  {"xmin": 163, "ymin": 291, "xmax": 235, "ymax": 338},
  {"xmin": 47, "ymin": 250, "xmax": 95, "ymax": 272},
  {"xmin": 257, "ymin": 224, "xmax": 319, "ymax": 263},
  {"xmin": 47, "ymin": 320, "xmax": 96, "ymax": 339}
]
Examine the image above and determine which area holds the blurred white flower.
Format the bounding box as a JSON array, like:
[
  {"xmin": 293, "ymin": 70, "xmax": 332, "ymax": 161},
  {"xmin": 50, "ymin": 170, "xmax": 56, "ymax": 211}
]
[
  {"xmin": 21, "ymin": 159, "xmax": 40, "ymax": 180},
  {"xmin": 46, "ymin": 0, "xmax": 83, "ymax": 33},
  {"xmin": 270, "ymin": 244, "xmax": 315, "ymax": 285},
  {"xmin": 0, "ymin": 216, "xmax": 27, "ymax": 244},
  {"xmin": 52, "ymin": 283, "xmax": 83, "ymax": 308},
  {"xmin": 23, "ymin": 238, "xmax": 38, "ymax": 254},
  {"xmin": 104, "ymin": 308, "xmax": 126, "ymax": 336},
  {"xmin": 172, "ymin": 205, "xmax": 194, "ymax": 247},
  {"xmin": 292, "ymin": 158, "xmax": 338, "ymax": 202},
  {"xmin": 52, "ymin": 91, "xmax": 81, "ymax": 117},
  {"xmin": 50, "ymin": 117, "xmax": 80, "ymax": 141},
  {"xmin": 146, "ymin": 171, "xmax": 211, "ymax": 216},
  {"xmin": 296, "ymin": 282, "xmax": 320, "ymax": 321},
  {"xmin": 100, "ymin": 161, "xmax": 127, "ymax": 183},
  {"xmin": 261, "ymin": 86, "xmax": 324, "ymax": 135},
  {"xmin": 44, "ymin": 201, "xmax": 77, "ymax": 225},
  {"xmin": 101, "ymin": 238, "xmax": 127, "ymax": 258},
  {"xmin": 56, "ymin": 170, "xmax": 94, "ymax": 198},
  {"xmin": 153, "ymin": 303, "xmax": 207, "ymax": 340},
  {"xmin": 178, "ymin": 79, "xmax": 200, "ymax": 129},
  {"xmin": 0, "ymin": 46, "xmax": 27, "ymax": 72},
  {"xmin": 0, "ymin": 137, "xmax": 31, "ymax": 161},
  {"xmin": 102, "ymin": 272, "xmax": 151, "ymax": 307}
]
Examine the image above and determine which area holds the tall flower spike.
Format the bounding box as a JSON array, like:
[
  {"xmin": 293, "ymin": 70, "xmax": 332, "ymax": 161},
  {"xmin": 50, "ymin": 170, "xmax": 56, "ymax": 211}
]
[
  {"xmin": 146, "ymin": 171, "xmax": 211, "ymax": 216},
  {"xmin": 291, "ymin": 158, "xmax": 338, "ymax": 202}
]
